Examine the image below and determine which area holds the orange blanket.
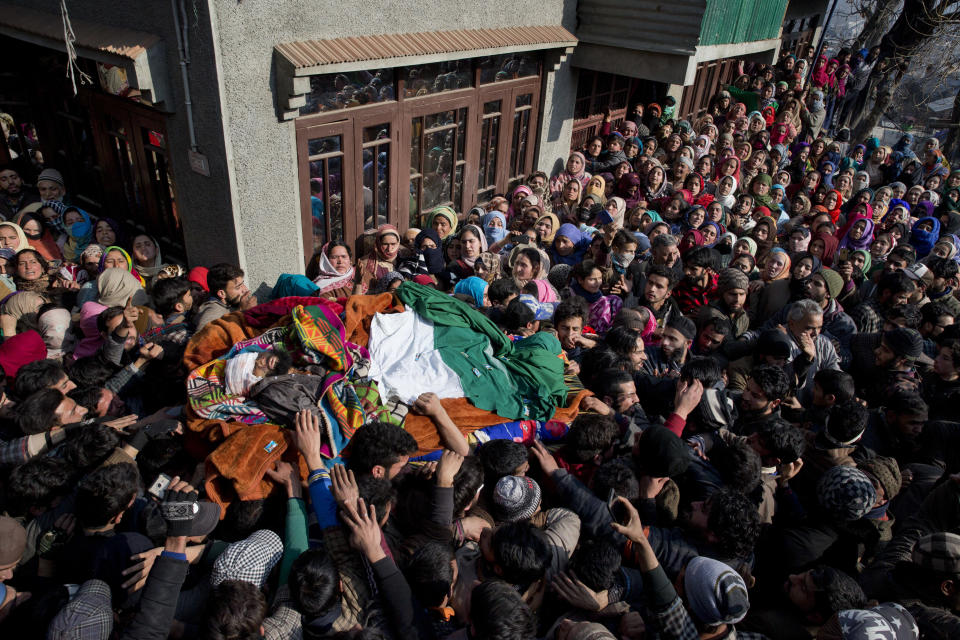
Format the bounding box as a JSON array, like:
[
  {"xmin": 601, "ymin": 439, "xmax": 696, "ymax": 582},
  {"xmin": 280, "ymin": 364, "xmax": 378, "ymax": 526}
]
[
  {"xmin": 343, "ymin": 293, "xmax": 403, "ymax": 346},
  {"xmin": 403, "ymin": 389, "xmax": 593, "ymax": 456}
]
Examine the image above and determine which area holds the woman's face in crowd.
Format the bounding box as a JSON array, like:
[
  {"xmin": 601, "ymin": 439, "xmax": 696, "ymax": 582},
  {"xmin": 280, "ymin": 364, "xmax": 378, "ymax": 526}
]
[
  {"xmin": 513, "ymin": 255, "xmax": 534, "ymax": 280},
  {"xmin": 688, "ymin": 209, "xmax": 705, "ymax": 228},
  {"xmin": 917, "ymin": 221, "xmax": 934, "ymax": 233},
  {"xmin": 132, "ymin": 236, "xmax": 157, "ymax": 264},
  {"xmin": 722, "ymin": 158, "xmax": 738, "ymax": 176},
  {"xmin": 837, "ymin": 175, "xmax": 852, "ymax": 192},
  {"xmin": 700, "ymin": 225, "xmax": 717, "ymax": 245},
  {"xmin": 578, "ymin": 268, "xmax": 603, "ymax": 294},
  {"xmin": 432, "ymin": 215, "xmax": 452, "ymax": 238},
  {"xmin": 460, "ymin": 231, "xmax": 481, "ymax": 258},
  {"xmin": 328, "ymin": 246, "xmax": 351, "ymax": 273},
  {"xmin": 793, "ymin": 256, "xmax": 814, "ymax": 279},
  {"xmin": 588, "ymin": 176, "xmax": 604, "ymax": 192},
  {"xmin": 664, "ymin": 198, "xmax": 684, "ymax": 219},
  {"xmin": 588, "ymin": 138, "xmax": 603, "ymax": 157},
  {"xmin": 718, "ymin": 178, "xmax": 734, "ymax": 197},
  {"xmin": 809, "ymin": 239, "xmax": 825, "ymax": 258},
  {"xmin": 870, "ymin": 236, "xmax": 891, "ymax": 258},
  {"xmin": 789, "ymin": 233, "xmax": 807, "ymax": 252},
  {"xmin": 732, "ymin": 256, "xmax": 753, "ymax": 274},
  {"xmin": 446, "ymin": 238, "xmax": 461, "ymax": 260},
  {"xmin": 734, "ymin": 239, "xmax": 752, "ymax": 256},
  {"xmin": 567, "ymin": 155, "xmax": 584, "ymax": 174},
  {"xmin": 534, "ymin": 217, "xmax": 553, "ymax": 239},
  {"xmin": 824, "ymin": 192, "xmax": 839, "ymax": 210},
  {"xmin": 707, "ymin": 203, "xmax": 724, "ymax": 222},
  {"xmin": 64, "ymin": 210, "xmax": 83, "ymax": 226},
  {"xmin": 16, "ymin": 252, "xmax": 42, "ymax": 280},
  {"xmin": 94, "ymin": 220, "xmax": 116, "ymax": 246},
  {"xmin": 849, "ymin": 220, "xmax": 867, "ymax": 240},
  {"xmin": 378, "ymin": 234, "xmax": 400, "ymax": 260},
  {"xmin": 753, "ymin": 181, "xmax": 769, "ymax": 196},
  {"xmin": 764, "ymin": 253, "xmax": 786, "ymax": 279},
  {"xmin": 0, "ymin": 225, "xmax": 18, "ymax": 249},
  {"xmin": 753, "ymin": 225, "xmax": 769, "ymax": 242},
  {"xmin": 564, "ymin": 181, "xmax": 581, "ymax": 202},
  {"xmin": 104, "ymin": 249, "xmax": 127, "ymax": 270},
  {"xmin": 22, "ymin": 219, "xmax": 41, "ymax": 237}
]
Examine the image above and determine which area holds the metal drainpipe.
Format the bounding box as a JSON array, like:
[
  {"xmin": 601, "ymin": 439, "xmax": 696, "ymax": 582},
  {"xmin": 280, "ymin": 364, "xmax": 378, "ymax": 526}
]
[{"xmin": 172, "ymin": 0, "xmax": 198, "ymax": 150}]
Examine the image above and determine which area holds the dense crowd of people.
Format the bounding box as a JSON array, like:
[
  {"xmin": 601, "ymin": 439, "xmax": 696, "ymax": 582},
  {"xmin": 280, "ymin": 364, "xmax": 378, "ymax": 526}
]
[{"xmin": 0, "ymin": 45, "xmax": 958, "ymax": 640}]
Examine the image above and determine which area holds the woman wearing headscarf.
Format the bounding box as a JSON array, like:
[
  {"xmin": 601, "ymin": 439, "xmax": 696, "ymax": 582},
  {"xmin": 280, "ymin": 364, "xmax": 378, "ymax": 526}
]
[
  {"xmin": 453, "ymin": 276, "xmax": 489, "ymax": 308},
  {"xmin": 506, "ymin": 185, "xmax": 533, "ymax": 220},
  {"xmin": 507, "ymin": 245, "xmax": 549, "ymax": 290},
  {"xmin": 130, "ymin": 234, "xmax": 165, "ymax": 285},
  {"xmin": 616, "ymin": 173, "xmax": 644, "ymax": 210},
  {"xmin": 397, "ymin": 228, "xmax": 445, "ymax": 281},
  {"xmin": 749, "ymin": 174, "xmax": 775, "ymax": 210},
  {"xmin": 749, "ymin": 216, "xmax": 779, "ymax": 259},
  {"xmin": 749, "ymin": 250, "xmax": 819, "ymax": 327},
  {"xmin": 15, "ymin": 207, "xmax": 62, "ymax": 262},
  {"xmin": 0, "ymin": 220, "xmax": 28, "ymax": 253},
  {"xmin": 644, "ymin": 164, "xmax": 671, "ymax": 202},
  {"xmin": 38, "ymin": 306, "xmax": 73, "ymax": 361},
  {"xmin": 838, "ymin": 217, "xmax": 875, "ymax": 251},
  {"xmin": 427, "ymin": 205, "xmax": 459, "ymax": 240},
  {"xmin": 446, "ymin": 224, "xmax": 488, "ymax": 282},
  {"xmin": 549, "ymin": 223, "xmax": 591, "ymax": 267},
  {"xmin": 306, "ymin": 241, "xmax": 355, "ymax": 299},
  {"xmin": 809, "ymin": 231, "xmax": 840, "ymax": 266},
  {"xmin": 354, "ymin": 224, "xmax": 402, "ymax": 294},
  {"xmin": 909, "ymin": 217, "xmax": 941, "ymax": 258},
  {"xmin": 584, "ymin": 175, "xmax": 606, "ymax": 206},
  {"xmin": 13, "ymin": 248, "xmax": 53, "ymax": 296},
  {"xmin": 553, "ymin": 178, "xmax": 582, "ymax": 224},
  {"xmin": 61, "ymin": 207, "xmax": 94, "ymax": 262},
  {"xmin": 482, "ymin": 211, "xmax": 508, "ymax": 248},
  {"xmin": 549, "ymin": 152, "xmax": 592, "ymax": 201},
  {"xmin": 533, "ymin": 212, "xmax": 560, "ymax": 246}
]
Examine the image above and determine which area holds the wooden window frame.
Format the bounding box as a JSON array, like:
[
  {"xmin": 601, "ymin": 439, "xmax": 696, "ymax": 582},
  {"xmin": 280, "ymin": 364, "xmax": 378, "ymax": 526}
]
[{"xmin": 294, "ymin": 61, "xmax": 542, "ymax": 264}]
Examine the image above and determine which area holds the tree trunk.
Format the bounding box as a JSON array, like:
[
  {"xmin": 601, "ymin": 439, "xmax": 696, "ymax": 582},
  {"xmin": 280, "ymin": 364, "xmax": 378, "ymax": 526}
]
[
  {"xmin": 854, "ymin": 0, "xmax": 902, "ymax": 49},
  {"xmin": 851, "ymin": 0, "xmax": 949, "ymax": 139}
]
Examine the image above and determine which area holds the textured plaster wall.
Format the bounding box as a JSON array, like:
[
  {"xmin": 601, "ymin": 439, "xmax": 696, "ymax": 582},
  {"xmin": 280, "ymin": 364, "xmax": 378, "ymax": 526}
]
[
  {"xmin": 11, "ymin": 0, "xmax": 241, "ymax": 269},
  {"xmin": 208, "ymin": 0, "xmax": 575, "ymax": 288}
]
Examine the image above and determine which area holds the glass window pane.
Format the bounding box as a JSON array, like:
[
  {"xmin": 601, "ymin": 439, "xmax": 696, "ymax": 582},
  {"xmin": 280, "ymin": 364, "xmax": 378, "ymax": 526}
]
[
  {"xmin": 454, "ymin": 163, "xmax": 463, "ymax": 210},
  {"xmin": 456, "ymin": 107, "xmax": 467, "ymax": 163},
  {"xmin": 308, "ymin": 135, "xmax": 343, "ymax": 252},
  {"xmin": 363, "ymin": 123, "xmax": 390, "ymax": 143},
  {"xmin": 402, "ymin": 60, "xmax": 471, "ymax": 97},
  {"xmin": 308, "ymin": 135, "xmax": 341, "ymax": 156},
  {"xmin": 479, "ymin": 52, "xmax": 540, "ymax": 83},
  {"xmin": 301, "ymin": 69, "xmax": 395, "ymax": 115},
  {"xmin": 410, "ymin": 117, "xmax": 422, "ymax": 175},
  {"xmin": 409, "ymin": 177, "xmax": 421, "ymax": 228},
  {"xmin": 516, "ymin": 93, "xmax": 533, "ymax": 108},
  {"xmin": 362, "ymin": 142, "xmax": 390, "ymax": 228}
]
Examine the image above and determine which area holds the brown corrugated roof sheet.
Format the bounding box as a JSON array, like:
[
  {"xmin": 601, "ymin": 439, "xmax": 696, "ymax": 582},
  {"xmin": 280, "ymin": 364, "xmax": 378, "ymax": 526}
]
[
  {"xmin": 276, "ymin": 25, "xmax": 577, "ymax": 70},
  {"xmin": 0, "ymin": 3, "xmax": 159, "ymax": 60}
]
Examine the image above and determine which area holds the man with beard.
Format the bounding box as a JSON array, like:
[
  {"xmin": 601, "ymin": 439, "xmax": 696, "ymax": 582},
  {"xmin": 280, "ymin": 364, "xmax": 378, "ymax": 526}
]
[
  {"xmin": 194, "ymin": 263, "xmax": 257, "ymax": 331},
  {"xmin": 861, "ymin": 327, "xmax": 924, "ymax": 406},
  {"xmin": 0, "ymin": 166, "xmax": 38, "ymax": 219},
  {"xmin": 642, "ymin": 315, "xmax": 694, "ymax": 379},
  {"xmin": 762, "ymin": 268, "xmax": 855, "ymax": 348}
]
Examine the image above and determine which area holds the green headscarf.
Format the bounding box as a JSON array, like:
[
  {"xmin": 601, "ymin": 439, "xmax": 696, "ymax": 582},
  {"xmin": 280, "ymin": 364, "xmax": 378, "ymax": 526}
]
[
  {"xmin": 751, "ymin": 174, "xmax": 774, "ymax": 209},
  {"xmin": 427, "ymin": 206, "xmax": 458, "ymax": 239},
  {"xmin": 852, "ymin": 249, "xmax": 872, "ymax": 276}
]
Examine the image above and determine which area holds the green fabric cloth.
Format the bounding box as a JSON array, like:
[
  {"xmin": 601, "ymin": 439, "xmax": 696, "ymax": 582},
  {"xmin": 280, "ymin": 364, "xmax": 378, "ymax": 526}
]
[
  {"xmin": 395, "ymin": 282, "xmax": 566, "ymax": 421},
  {"xmin": 277, "ymin": 497, "xmax": 309, "ymax": 585},
  {"xmin": 726, "ymin": 86, "xmax": 760, "ymax": 114}
]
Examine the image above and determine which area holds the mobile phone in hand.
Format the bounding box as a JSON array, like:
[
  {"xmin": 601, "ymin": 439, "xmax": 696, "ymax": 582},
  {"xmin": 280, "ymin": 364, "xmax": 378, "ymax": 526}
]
[{"xmin": 148, "ymin": 473, "xmax": 172, "ymax": 500}]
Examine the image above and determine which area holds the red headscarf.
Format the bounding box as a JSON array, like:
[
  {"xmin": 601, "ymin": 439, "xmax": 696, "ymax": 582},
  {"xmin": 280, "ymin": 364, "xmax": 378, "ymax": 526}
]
[
  {"xmin": 814, "ymin": 231, "xmax": 839, "ymax": 266},
  {"xmin": 825, "ymin": 190, "xmax": 844, "ymax": 224},
  {"xmin": 0, "ymin": 330, "xmax": 46, "ymax": 382}
]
